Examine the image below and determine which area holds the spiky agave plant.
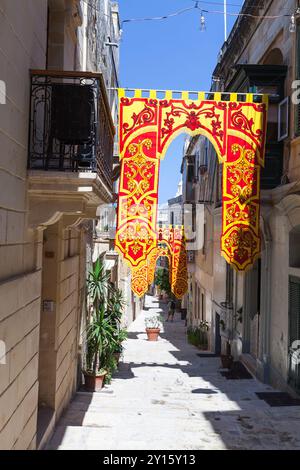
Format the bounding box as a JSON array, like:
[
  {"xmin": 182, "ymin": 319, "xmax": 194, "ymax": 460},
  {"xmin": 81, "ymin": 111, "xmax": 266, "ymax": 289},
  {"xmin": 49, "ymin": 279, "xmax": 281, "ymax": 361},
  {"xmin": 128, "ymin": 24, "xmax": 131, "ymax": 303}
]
[
  {"xmin": 108, "ymin": 286, "xmax": 125, "ymax": 325},
  {"xmin": 86, "ymin": 304, "xmax": 117, "ymax": 375},
  {"xmin": 87, "ymin": 258, "xmax": 110, "ymax": 310},
  {"xmin": 85, "ymin": 259, "xmax": 115, "ymax": 376},
  {"xmin": 107, "ymin": 287, "xmax": 127, "ymax": 354}
]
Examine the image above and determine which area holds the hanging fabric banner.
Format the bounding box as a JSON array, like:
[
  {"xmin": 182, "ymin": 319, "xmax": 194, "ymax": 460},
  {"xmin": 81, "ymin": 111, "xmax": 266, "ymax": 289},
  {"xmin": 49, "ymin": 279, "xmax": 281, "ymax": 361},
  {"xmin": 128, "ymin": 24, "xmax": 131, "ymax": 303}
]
[
  {"xmin": 130, "ymin": 226, "xmax": 188, "ymax": 299},
  {"xmin": 115, "ymin": 89, "xmax": 268, "ymax": 295}
]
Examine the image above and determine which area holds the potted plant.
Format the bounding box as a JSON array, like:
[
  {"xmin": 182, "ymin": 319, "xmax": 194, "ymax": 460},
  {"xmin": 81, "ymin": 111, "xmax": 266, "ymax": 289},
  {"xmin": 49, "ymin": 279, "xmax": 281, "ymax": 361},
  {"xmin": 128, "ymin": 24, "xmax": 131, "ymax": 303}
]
[
  {"xmin": 187, "ymin": 322, "xmax": 209, "ymax": 350},
  {"xmin": 107, "ymin": 287, "xmax": 127, "ymax": 366},
  {"xmin": 145, "ymin": 314, "xmax": 163, "ymax": 341},
  {"xmin": 155, "ymin": 268, "xmax": 171, "ymax": 300},
  {"xmin": 112, "ymin": 328, "xmax": 128, "ymax": 364},
  {"xmin": 199, "ymin": 320, "xmax": 209, "ymax": 350},
  {"xmin": 83, "ymin": 259, "xmax": 117, "ymax": 391},
  {"xmin": 220, "ymin": 340, "xmax": 234, "ymax": 369},
  {"xmin": 84, "ymin": 304, "xmax": 117, "ymax": 391}
]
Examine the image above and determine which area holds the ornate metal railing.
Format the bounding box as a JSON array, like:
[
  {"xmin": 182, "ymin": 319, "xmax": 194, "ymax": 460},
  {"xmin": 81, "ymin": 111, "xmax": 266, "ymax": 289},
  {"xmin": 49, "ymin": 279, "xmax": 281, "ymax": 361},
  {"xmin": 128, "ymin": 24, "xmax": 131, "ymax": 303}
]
[{"xmin": 28, "ymin": 70, "xmax": 115, "ymax": 191}]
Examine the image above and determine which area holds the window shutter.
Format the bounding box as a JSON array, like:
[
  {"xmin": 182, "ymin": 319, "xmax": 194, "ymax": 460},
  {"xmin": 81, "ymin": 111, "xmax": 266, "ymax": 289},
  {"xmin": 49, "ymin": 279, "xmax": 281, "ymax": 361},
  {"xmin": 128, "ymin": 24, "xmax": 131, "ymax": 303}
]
[
  {"xmin": 295, "ymin": 103, "xmax": 300, "ymax": 137},
  {"xmin": 295, "ymin": 24, "xmax": 300, "ymax": 136},
  {"xmin": 289, "ymin": 276, "xmax": 300, "ymax": 346},
  {"xmin": 288, "ymin": 276, "xmax": 300, "ymax": 391}
]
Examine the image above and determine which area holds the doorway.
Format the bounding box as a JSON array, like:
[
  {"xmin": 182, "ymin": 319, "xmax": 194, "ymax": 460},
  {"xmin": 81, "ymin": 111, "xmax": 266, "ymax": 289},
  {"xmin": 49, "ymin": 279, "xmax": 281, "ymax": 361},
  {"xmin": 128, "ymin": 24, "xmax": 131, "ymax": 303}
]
[
  {"xmin": 37, "ymin": 223, "xmax": 58, "ymax": 447},
  {"xmin": 215, "ymin": 313, "xmax": 221, "ymax": 355},
  {"xmin": 244, "ymin": 259, "xmax": 261, "ymax": 358}
]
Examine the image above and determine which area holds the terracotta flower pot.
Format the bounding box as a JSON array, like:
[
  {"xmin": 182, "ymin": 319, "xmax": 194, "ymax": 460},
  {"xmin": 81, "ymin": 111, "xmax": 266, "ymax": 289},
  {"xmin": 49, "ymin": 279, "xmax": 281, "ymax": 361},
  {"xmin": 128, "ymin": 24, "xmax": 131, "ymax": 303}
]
[
  {"xmin": 83, "ymin": 371, "xmax": 106, "ymax": 392},
  {"xmin": 220, "ymin": 354, "xmax": 234, "ymax": 369},
  {"xmin": 146, "ymin": 328, "xmax": 160, "ymax": 341}
]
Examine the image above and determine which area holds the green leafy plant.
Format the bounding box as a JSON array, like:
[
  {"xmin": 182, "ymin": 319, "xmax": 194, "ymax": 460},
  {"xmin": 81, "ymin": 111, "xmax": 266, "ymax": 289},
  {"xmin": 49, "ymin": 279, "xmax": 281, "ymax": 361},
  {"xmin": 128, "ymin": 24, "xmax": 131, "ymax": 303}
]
[
  {"xmin": 112, "ymin": 328, "xmax": 128, "ymax": 354},
  {"xmin": 108, "ymin": 286, "xmax": 125, "ymax": 325},
  {"xmin": 155, "ymin": 268, "xmax": 171, "ymax": 295},
  {"xmin": 85, "ymin": 305, "xmax": 117, "ymax": 376},
  {"xmin": 84, "ymin": 259, "xmax": 120, "ymax": 378},
  {"xmin": 107, "ymin": 287, "xmax": 127, "ymax": 354},
  {"xmin": 145, "ymin": 314, "xmax": 163, "ymax": 329},
  {"xmin": 105, "ymin": 355, "xmax": 118, "ymax": 384},
  {"xmin": 187, "ymin": 325, "xmax": 209, "ymax": 350},
  {"xmin": 87, "ymin": 258, "xmax": 110, "ymax": 309}
]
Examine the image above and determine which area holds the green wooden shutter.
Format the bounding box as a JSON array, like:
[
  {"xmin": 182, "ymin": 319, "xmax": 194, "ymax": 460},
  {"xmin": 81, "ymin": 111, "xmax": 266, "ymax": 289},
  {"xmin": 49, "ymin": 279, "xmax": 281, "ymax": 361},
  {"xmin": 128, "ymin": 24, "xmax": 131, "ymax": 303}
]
[
  {"xmin": 289, "ymin": 276, "xmax": 300, "ymax": 346},
  {"xmin": 295, "ymin": 23, "xmax": 300, "ymax": 136},
  {"xmin": 288, "ymin": 276, "xmax": 300, "ymax": 390}
]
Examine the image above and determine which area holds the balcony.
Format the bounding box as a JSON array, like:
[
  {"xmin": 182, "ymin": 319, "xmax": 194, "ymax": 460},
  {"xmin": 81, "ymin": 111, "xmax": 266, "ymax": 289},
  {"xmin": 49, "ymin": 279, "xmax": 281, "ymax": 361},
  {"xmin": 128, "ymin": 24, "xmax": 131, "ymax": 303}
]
[
  {"xmin": 226, "ymin": 64, "xmax": 287, "ymax": 191},
  {"xmin": 28, "ymin": 70, "xmax": 115, "ymax": 227}
]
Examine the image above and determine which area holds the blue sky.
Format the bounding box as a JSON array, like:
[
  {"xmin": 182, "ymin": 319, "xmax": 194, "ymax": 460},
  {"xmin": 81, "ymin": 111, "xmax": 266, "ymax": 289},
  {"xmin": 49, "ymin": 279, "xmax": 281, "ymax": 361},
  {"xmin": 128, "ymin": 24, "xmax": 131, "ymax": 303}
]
[{"xmin": 118, "ymin": 0, "xmax": 244, "ymax": 203}]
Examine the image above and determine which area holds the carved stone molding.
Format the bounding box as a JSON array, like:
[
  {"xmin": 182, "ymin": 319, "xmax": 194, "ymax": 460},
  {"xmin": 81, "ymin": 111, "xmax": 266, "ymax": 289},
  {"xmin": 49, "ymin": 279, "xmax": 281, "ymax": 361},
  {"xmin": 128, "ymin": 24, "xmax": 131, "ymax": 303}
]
[{"xmin": 27, "ymin": 170, "xmax": 111, "ymax": 228}]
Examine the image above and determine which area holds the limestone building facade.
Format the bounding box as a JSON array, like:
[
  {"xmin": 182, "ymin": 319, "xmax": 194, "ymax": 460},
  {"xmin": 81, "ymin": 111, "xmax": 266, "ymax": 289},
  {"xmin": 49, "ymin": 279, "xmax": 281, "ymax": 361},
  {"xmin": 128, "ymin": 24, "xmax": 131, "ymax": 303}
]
[
  {"xmin": 0, "ymin": 0, "xmax": 125, "ymax": 450},
  {"xmin": 184, "ymin": 0, "xmax": 300, "ymax": 394}
]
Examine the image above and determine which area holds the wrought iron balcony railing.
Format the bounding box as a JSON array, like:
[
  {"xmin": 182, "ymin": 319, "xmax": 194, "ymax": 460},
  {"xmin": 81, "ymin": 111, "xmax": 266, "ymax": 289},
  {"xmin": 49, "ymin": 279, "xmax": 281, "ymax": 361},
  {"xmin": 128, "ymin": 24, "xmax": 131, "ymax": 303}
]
[{"xmin": 28, "ymin": 70, "xmax": 115, "ymax": 192}]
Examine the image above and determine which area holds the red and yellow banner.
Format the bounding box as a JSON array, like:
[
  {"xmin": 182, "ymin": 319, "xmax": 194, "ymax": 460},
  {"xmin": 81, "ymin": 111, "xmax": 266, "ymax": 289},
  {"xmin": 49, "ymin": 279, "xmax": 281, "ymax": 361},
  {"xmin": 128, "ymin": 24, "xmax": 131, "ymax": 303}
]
[
  {"xmin": 130, "ymin": 226, "xmax": 188, "ymax": 298},
  {"xmin": 115, "ymin": 89, "xmax": 268, "ymax": 296}
]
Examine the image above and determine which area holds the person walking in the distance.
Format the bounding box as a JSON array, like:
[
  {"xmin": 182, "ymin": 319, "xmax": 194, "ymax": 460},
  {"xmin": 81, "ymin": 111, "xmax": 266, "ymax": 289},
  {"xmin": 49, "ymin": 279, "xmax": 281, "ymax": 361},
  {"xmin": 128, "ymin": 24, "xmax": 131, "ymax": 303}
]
[{"xmin": 166, "ymin": 300, "xmax": 176, "ymax": 322}]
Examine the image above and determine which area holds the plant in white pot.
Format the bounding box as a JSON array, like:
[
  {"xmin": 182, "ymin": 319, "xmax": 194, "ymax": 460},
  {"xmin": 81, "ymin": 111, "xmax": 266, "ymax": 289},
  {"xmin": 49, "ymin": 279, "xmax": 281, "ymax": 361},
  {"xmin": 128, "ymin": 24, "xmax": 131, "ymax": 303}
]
[{"xmin": 145, "ymin": 314, "xmax": 163, "ymax": 341}]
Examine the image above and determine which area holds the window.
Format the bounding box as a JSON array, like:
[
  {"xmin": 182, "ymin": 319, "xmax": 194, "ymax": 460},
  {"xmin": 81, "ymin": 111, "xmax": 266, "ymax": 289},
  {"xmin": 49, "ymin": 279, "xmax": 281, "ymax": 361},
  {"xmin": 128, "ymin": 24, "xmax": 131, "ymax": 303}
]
[
  {"xmin": 290, "ymin": 226, "xmax": 300, "ymax": 267},
  {"xmin": 226, "ymin": 263, "xmax": 234, "ymax": 305},
  {"xmin": 202, "ymin": 221, "xmax": 206, "ymax": 255},
  {"xmin": 288, "ymin": 276, "xmax": 300, "ymax": 391},
  {"xmin": 295, "ymin": 23, "xmax": 300, "ymax": 136},
  {"xmin": 194, "ymin": 284, "xmax": 198, "ymax": 320},
  {"xmin": 187, "ymin": 163, "xmax": 194, "ymax": 182},
  {"xmin": 278, "ymin": 97, "xmax": 289, "ymax": 141},
  {"xmin": 170, "ymin": 211, "xmax": 174, "ymax": 226},
  {"xmin": 215, "ymin": 162, "xmax": 222, "ymax": 207},
  {"xmin": 201, "ymin": 293, "xmax": 205, "ymax": 321},
  {"xmin": 289, "ymin": 276, "xmax": 300, "ymax": 347}
]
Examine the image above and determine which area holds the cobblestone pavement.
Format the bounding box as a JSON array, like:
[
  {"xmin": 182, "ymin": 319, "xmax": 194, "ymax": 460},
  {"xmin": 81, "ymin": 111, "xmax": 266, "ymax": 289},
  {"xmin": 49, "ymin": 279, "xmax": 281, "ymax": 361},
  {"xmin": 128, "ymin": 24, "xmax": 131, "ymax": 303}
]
[{"xmin": 47, "ymin": 295, "xmax": 300, "ymax": 450}]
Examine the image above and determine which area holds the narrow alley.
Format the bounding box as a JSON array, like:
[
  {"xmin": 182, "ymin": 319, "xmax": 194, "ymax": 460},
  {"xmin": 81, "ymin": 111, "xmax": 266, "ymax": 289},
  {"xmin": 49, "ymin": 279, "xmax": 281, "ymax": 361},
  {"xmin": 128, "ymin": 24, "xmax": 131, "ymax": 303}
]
[{"xmin": 47, "ymin": 296, "xmax": 300, "ymax": 451}]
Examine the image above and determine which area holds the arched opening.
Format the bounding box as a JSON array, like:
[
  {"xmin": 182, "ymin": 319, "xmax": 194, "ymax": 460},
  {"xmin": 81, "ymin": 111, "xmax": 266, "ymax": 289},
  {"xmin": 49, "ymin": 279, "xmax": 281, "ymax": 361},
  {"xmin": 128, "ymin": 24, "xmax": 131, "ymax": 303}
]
[
  {"xmin": 262, "ymin": 48, "xmax": 284, "ymax": 66},
  {"xmin": 158, "ymin": 134, "xmax": 185, "ymax": 223},
  {"xmin": 158, "ymin": 130, "xmax": 219, "ymax": 348}
]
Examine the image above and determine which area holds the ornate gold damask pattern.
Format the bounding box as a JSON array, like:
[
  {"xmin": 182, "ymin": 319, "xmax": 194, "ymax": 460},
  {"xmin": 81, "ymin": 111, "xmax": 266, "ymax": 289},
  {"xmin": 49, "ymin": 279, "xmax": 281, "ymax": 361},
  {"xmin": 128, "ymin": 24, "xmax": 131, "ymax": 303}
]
[
  {"xmin": 116, "ymin": 89, "xmax": 268, "ymax": 296},
  {"xmin": 130, "ymin": 228, "xmax": 188, "ymax": 299}
]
